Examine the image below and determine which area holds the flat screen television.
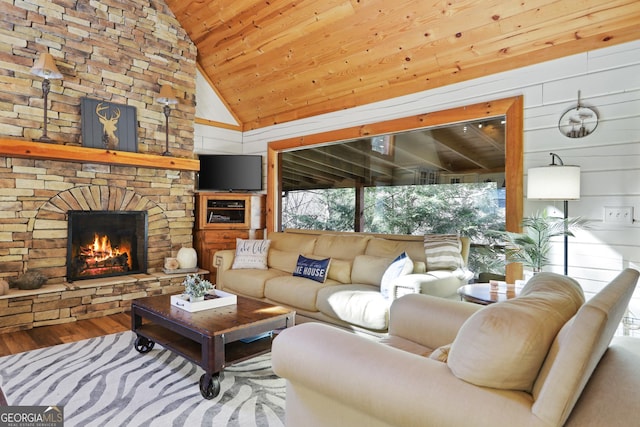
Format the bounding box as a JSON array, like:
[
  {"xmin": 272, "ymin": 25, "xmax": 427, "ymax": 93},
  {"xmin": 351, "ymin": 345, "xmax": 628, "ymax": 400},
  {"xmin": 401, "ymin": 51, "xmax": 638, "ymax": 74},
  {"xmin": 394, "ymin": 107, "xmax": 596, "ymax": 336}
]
[{"xmin": 198, "ymin": 154, "xmax": 263, "ymax": 191}]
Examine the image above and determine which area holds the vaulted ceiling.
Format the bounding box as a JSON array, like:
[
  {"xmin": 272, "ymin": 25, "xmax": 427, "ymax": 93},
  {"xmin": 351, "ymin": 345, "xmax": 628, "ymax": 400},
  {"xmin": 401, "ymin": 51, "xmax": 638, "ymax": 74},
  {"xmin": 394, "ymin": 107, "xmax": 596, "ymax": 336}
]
[{"xmin": 166, "ymin": 0, "xmax": 640, "ymax": 131}]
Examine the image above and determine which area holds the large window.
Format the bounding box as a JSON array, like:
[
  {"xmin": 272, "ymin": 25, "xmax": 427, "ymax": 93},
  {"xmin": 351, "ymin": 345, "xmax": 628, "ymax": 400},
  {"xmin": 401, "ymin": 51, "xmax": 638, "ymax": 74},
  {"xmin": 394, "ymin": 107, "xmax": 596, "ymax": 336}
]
[
  {"xmin": 282, "ymin": 183, "xmax": 506, "ymax": 276},
  {"xmin": 268, "ymin": 97, "xmax": 524, "ymax": 281}
]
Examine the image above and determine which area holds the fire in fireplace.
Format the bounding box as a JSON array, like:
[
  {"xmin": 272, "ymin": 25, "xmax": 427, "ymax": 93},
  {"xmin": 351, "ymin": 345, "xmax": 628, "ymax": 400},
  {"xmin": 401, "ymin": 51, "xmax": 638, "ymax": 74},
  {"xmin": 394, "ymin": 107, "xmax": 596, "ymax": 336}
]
[{"xmin": 67, "ymin": 210, "xmax": 148, "ymax": 281}]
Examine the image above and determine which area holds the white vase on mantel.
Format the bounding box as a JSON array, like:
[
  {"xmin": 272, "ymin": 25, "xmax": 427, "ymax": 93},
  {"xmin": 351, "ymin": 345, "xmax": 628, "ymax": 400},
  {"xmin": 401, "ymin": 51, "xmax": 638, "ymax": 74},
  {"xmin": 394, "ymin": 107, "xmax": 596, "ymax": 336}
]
[{"xmin": 176, "ymin": 247, "xmax": 198, "ymax": 269}]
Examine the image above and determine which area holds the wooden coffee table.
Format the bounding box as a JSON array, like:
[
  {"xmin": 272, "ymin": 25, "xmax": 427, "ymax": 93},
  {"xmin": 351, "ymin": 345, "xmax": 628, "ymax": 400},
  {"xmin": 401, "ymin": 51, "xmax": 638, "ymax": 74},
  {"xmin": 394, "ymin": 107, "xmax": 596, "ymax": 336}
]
[{"xmin": 131, "ymin": 293, "xmax": 295, "ymax": 399}]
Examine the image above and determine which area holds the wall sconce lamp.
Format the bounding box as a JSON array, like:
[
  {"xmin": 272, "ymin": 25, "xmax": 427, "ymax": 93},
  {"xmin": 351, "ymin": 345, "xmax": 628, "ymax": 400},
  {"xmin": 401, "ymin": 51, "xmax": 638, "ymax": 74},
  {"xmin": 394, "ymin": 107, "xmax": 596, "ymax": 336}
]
[
  {"xmin": 157, "ymin": 84, "xmax": 178, "ymax": 156},
  {"xmin": 30, "ymin": 52, "xmax": 63, "ymax": 142},
  {"xmin": 527, "ymin": 153, "xmax": 581, "ymax": 275}
]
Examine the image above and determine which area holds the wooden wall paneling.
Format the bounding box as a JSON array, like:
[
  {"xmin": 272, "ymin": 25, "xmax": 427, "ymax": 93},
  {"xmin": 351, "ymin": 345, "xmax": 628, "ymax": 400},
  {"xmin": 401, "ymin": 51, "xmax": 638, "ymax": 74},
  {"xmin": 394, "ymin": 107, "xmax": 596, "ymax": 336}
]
[
  {"xmin": 193, "ymin": 124, "xmax": 243, "ymax": 154},
  {"xmin": 581, "ymin": 170, "xmax": 640, "ymax": 196},
  {"xmin": 195, "ymin": 63, "xmax": 243, "ymax": 127},
  {"xmin": 587, "ymin": 40, "xmax": 640, "ymax": 70},
  {"xmin": 543, "ymin": 65, "xmax": 640, "ymax": 104}
]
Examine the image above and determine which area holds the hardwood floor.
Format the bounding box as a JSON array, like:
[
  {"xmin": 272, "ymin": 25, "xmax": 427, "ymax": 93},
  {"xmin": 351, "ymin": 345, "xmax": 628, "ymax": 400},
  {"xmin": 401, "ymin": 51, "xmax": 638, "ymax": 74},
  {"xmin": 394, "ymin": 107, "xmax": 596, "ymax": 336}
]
[{"xmin": 0, "ymin": 313, "xmax": 131, "ymax": 357}]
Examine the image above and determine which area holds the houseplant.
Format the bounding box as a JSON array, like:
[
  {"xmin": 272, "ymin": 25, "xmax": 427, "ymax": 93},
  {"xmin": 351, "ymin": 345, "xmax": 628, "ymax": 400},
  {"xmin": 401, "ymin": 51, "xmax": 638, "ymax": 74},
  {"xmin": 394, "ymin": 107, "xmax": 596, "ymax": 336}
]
[
  {"xmin": 182, "ymin": 273, "xmax": 213, "ymax": 302},
  {"xmin": 496, "ymin": 210, "xmax": 589, "ymax": 273}
]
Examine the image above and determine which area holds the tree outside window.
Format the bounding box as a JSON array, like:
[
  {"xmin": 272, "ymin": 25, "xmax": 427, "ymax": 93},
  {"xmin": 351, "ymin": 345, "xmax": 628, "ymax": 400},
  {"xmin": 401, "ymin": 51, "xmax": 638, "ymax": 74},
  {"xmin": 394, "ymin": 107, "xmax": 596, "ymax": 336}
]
[{"xmin": 281, "ymin": 183, "xmax": 506, "ymax": 278}]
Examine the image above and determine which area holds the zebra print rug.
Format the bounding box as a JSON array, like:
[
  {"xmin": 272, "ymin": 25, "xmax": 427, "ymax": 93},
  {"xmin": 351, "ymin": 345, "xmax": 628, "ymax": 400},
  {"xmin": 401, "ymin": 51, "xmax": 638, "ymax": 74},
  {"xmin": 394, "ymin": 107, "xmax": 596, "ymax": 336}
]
[{"xmin": 0, "ymin": 331, "xmax": 285, "ymax": 427}]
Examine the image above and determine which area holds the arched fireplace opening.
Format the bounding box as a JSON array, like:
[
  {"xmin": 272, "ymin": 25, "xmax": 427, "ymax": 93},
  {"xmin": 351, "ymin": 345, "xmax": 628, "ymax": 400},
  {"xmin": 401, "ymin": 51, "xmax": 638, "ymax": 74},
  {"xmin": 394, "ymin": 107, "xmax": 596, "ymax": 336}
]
[{"xmin": 67, "ymin": 210, "xmax": 148, "ymax": 282}]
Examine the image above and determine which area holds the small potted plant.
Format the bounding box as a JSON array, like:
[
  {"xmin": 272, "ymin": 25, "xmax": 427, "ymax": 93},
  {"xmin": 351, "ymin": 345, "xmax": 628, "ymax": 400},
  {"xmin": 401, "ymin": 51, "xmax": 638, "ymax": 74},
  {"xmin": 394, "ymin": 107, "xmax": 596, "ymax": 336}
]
[
  {"xmin": 494, "ymin": 209, "xmax": 589, "ymax": 274},
  {"xmin": 182, "ymin": 273, "xmax": 214, "ymax": 302}
]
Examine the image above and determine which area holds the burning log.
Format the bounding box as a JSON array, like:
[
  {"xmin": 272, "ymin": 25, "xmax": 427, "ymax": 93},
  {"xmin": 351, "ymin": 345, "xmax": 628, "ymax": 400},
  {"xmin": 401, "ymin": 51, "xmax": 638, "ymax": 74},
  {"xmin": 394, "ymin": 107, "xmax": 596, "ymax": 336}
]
[{"xmin": 82, "ymin": 253, "xmax": 129, "ymax": 269}]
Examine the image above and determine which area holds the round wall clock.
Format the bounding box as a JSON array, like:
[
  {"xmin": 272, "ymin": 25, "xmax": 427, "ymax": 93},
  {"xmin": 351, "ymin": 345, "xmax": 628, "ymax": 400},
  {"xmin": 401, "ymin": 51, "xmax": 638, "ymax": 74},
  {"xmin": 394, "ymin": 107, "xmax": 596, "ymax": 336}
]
[{"xmin": 558, "ymin": 105, "xmax": 598, "ymax": 138}]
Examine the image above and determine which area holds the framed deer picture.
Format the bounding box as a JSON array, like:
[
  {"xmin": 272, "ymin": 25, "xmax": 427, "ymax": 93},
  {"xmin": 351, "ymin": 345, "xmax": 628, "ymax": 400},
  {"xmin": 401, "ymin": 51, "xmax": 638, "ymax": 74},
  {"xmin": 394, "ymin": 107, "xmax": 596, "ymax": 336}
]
[{"xmin": 80, "ymin": 98, "xmax": 138, "ymax": 152}]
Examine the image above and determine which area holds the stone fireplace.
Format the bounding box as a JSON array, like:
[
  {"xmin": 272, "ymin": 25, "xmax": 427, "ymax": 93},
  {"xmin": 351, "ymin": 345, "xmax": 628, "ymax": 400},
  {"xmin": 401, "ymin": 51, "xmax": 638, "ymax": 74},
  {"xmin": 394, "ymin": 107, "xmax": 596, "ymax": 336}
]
[
  {"xmin": 67, "ymin": 210, "xmax": 148, "ymax": 282},
  {"xmin": 0, "ymin": 0, "xmax": 200, "ymax": 333},
  {"xmin": 29, "ymin": 182, "xmax": 178, "ymax": 284},
  {"xmin": 0, "ymin": 157, "xmax": 199, "ymax": 333}
]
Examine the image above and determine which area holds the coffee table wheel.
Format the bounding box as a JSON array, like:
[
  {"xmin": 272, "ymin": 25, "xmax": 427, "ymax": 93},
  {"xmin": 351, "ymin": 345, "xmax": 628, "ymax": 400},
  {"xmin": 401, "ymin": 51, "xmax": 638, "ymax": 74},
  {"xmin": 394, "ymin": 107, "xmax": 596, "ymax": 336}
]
[
  {"xmin": 200, "ymin": 373, "xmax": 221, "ymax": 400},
  {"xmin": 134, "ymin": 335, "xmax": 155, "ymax": 353}
]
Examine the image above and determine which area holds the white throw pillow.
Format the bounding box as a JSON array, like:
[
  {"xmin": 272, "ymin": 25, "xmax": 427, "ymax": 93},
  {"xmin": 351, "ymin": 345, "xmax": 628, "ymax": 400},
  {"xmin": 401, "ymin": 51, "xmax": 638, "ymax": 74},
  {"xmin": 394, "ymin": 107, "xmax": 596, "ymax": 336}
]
[
  {"xmin": 380, "ymin": 252, "xmax": 413, "ymax": 300},
  {"xmin": 232, "ymin": 238, "xmax": 271, "ymax": 270}
]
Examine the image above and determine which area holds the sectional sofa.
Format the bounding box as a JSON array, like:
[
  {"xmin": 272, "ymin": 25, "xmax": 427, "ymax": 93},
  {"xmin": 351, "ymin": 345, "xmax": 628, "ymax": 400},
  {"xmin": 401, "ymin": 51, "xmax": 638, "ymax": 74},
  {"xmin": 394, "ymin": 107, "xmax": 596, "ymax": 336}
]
[
  {"xmin": 213, "ymin": 229, "xmax": 472, "ymax": 334},
  {"xmin": 272, "ymin": 269, "xmax": 640, "ymax": 427}
]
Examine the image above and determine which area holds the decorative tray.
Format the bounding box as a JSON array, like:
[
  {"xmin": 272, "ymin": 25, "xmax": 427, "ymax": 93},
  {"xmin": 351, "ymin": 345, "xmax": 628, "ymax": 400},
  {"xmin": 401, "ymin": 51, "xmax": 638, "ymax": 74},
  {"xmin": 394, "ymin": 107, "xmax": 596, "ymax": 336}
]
[
  {"xmin": 163, "ymin": 267, "xmax": 199, "ymax": 275},
  {"xmin": 170, "ymin": 289, "xmax": 237, "ymax": 312}
]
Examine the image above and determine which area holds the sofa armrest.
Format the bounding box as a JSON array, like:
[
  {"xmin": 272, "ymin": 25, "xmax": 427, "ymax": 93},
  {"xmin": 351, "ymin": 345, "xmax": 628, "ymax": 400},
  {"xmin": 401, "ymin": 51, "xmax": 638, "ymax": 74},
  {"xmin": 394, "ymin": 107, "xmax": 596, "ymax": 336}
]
[
  {"xmin": 565, "ymin": 336, "xmax": 640, "ymax": 426},
  {"xmin": 213, "ymin": 249, "xmax": 235, "ymax": 289},
  {"xmin": 388, "ymin": 293, "xmax": 482, "ymax": 349},
  {"xmin": 272, "ymin": 322, "xmax": 533, "ymax": 427}
]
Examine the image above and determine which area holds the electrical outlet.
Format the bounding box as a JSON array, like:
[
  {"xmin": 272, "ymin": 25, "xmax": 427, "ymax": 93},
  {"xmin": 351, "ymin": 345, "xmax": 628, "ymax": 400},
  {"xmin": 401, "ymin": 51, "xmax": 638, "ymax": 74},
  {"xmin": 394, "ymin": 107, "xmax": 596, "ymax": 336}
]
[{"xmin": 603, "ymin": 206, "xmax": 634, "ymax": 224}]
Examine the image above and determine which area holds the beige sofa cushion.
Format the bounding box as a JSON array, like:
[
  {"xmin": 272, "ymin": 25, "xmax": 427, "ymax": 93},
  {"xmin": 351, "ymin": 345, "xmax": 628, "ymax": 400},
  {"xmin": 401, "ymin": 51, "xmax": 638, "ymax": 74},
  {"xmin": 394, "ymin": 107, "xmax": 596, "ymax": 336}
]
[
  {"xmin": 317, "ymin": 284, "xmax": 390, "ymax": 331},
  {"xmin": 264, "ymin": 275, "xmax": 339, "ymax": 312},
  {"xmin": 351, "ymin": 255, "xmax": 393, "ymax": 286},
  {"xmin": 447, "ymin": 273, "xmax": 584, "ymax": 391},
  {"xmin": 327, "ymin": 258, "xmax": 352, "ymax": 283},
  {"xmin": 267, "ymin": 249, "xmax": 299, "ymax": 273},
  {"xmin": 268, "ymin": 231, "xmax": 316, "ymax": 253},
  {"xmin": 221, "ymin": 268, "xmax": 289, "ymax": 298},
  {"xmin": 313, "ymin": 234, "xmax": 370, "ymax": 259},
  {"xmin": 365, "ymin": 237, "xmax": 426, "ymax": 265}
]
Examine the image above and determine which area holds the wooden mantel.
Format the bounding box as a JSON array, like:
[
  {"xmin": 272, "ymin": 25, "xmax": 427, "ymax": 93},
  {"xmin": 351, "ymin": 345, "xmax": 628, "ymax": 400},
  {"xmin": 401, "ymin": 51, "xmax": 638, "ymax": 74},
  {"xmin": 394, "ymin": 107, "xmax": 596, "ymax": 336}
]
[{"xmin": 0, "ymin": 138, "xmax": 200, "ymax": 172}]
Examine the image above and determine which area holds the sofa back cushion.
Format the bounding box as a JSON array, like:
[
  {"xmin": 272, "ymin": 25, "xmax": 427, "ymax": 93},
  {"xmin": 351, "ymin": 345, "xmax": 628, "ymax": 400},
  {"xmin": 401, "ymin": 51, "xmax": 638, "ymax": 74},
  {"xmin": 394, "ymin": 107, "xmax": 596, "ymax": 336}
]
[
  {"xmin": 326, "ymin": 258, "xmax": 352, "ymax": 283},
  {"xmin": 268, "ymin": 249, "xmax": 299, "ymax": 273},
  {"xmin": 351, "ymin": 255, "xmax": 394, "ymax": 286},
  {"xmin": 266, "ymin": 232, "xmax": 317, "ymax": 274},
  {"xmin": 447, "ymin": 273, "xmax": 584, "ymax": 392},
  {"xmin": 365, "ymin": 238, "xmax": 426, "ymax": 265},
  {"xmin": 313, "ymin": 234, "xmax": 370, "ymax": 260},
  {"xmin": 530, "ymin": 268, "xmax": 639, "ymax": 426},
  {"xmin": 268, "ymin": 232, "xmax": 316, "ymax": 254}
]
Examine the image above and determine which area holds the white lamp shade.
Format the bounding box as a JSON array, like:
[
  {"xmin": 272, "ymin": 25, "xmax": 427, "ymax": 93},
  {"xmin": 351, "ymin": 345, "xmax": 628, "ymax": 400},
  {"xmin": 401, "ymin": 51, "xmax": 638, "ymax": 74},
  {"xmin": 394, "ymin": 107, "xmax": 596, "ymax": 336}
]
[{"xmin": 528, "ymin": 165, "xmax": 581, "ymax": 200}]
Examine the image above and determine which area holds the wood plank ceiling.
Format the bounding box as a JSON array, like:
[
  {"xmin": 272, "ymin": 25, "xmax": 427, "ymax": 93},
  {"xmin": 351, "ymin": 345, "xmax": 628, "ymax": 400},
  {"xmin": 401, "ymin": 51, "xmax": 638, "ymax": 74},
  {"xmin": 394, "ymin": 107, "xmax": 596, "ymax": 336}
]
[{"xmin": 166, "ymin": 0, "xmax": 640, "ymax": 131}]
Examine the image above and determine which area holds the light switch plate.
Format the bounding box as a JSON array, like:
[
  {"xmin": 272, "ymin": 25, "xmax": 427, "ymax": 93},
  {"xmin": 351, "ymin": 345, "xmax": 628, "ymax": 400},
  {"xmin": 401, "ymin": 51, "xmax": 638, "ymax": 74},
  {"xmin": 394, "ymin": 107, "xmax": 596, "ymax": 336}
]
[{"xmin": 603, "ymin": 206, "xmax": 634, "ymax": 224}]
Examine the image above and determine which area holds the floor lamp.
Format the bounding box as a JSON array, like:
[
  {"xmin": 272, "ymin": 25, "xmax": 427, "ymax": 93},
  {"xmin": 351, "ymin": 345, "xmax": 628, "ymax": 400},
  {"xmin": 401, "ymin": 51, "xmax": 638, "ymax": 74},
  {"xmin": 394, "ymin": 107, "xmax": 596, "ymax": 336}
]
[{"xmin": 527, "ymin": 153, "xmax": 581, "ymax": 275}]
